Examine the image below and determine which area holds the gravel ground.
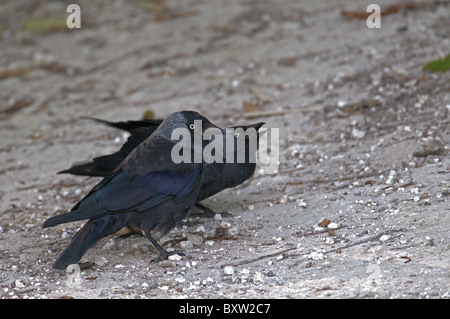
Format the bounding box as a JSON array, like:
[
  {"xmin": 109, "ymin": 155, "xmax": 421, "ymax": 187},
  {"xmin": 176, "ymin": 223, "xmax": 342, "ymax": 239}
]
[{"xmin": 0, "ymin": 0, "xmax": 449, "ymax": 299}]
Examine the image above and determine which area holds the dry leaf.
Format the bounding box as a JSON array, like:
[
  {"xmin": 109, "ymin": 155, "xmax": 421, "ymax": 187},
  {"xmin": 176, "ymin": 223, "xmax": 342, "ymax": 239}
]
[
  {"xmin": 318, "ymin": 219, "xmax": 331, "ymax": 227},
  {"xmin": 243, "ymin": 100, "xmax": 260, "ymax": 112},
  {"xmin": 0, "ymin": 65, "xmax": 37, "ymax": 80}
]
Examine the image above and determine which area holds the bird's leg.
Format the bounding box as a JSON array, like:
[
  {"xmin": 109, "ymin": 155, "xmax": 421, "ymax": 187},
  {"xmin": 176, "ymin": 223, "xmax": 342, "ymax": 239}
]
[
  {"xmin": 195, "ymin": 203, "xmax": 233, "ymax": 218},
  {"xmin": 144, "ymin": 232, "xmax": 185, "ymax": 263}
]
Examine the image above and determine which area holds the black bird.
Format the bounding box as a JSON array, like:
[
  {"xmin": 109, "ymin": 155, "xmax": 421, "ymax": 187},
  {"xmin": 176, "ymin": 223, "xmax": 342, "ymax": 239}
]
[
  {"xmin": 59, "ymin": 117, "xmax": 265, "ymax": 217},
  {"xmin": 43, "ymin": 111, "xmax": 219, "ymax": 270}
]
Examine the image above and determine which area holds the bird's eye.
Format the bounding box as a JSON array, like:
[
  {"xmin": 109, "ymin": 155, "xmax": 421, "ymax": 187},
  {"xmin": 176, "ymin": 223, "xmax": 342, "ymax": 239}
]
[
  {"xmin": 189, "ymin": 123, "xmax": 195, "ymax": 130},
  {"xmin": 234, "ymin": 132, "xmax": 240, "ymax": 137}
]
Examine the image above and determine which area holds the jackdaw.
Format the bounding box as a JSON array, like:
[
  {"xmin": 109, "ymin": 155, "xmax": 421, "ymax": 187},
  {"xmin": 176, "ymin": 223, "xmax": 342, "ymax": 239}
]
[
  {"xmin": 58, "ymin": 117, "xmax": 265, "ymax": 217},
  {"xmin": 43, "ymin": 111, "xmax": 218, "ymax": 270}
]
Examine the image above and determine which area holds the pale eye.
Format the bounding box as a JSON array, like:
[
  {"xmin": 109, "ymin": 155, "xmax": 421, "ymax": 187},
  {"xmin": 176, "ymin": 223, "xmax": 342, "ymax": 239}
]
[
  {"xmin": 234, "ymin": 132, "xmax": 240, "ymax": 137},
  {"xmin": 189, "ymin": 124, "xmax": 195, "ymax": 130}
]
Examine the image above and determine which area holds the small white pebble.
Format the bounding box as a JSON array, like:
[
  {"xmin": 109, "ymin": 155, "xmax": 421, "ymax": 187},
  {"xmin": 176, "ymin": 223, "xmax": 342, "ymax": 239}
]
[
  {"xmin": 195, "ymin": 225, "xmax": 206, "ymax": 233},
  {"xmin": 328, "ymin": 222, "xmax": 339, "ymax": 229},
  {"xmin": 309, "ymin": 251, "xmax": 324, "ymax": 260},
  {"xmin": 223, "ymin": 266, "xmax": 234, "ymax": 275},
  {"xmin": 205, "ymin": 240, "xmax": 215, "ymax": 247},
  {"xmin": 253, "ymin": 272, "xmax": 265, "ymax": 284},
  {"xmin": 168, "ymin": 254, "xmax": 182, "ymax": 261}
]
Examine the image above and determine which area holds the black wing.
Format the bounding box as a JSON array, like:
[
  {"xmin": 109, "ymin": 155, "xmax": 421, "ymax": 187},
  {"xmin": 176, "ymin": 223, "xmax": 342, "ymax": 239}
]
[
  {"xmin": 44, "ymin": 135, "xmax": 202, "ymax": 227},
  {"xmin": 81, "ymin": 117, "xmax": 163, "ymax": 132},
  {"xmin": 58, "ymin": 118, "xmax": 163, "ymax": 177}
]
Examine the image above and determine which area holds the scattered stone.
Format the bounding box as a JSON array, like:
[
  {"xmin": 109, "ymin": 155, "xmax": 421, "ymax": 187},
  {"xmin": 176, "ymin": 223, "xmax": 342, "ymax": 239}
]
[
  {"xmin": 186, "ymin": 233, "xmax": 203, "ymax": 246},
  {"xmin": 179, "ymin": 241, "xmax": 194, "ymax": 249},
  {"xmin": 327, "ymin": 222, "xmax": 339, "ymax": 229},
  {"xmin": 94, "ymin": 256, "xmax": 108, "ymax": 267},
  {"xmin": 195, "ymin": 225, "xmax": 206, "ymax": 234},
  {"xmin": 252, "ymin": 272, "xmax": 265, "ymax": 284},
  {"xmin": 223, "ymin": 266, "xmax": 234, "ymax": 275},
  {"xmin": 205, "ymin": 240, "xmax": 215, "ymax": 247},
  {"xmin": 308, "ymin": 251, "xmax": 324, "ymax": 260},
  {"xmin": 168, "ymin": 254, "xmax": 183, "ymax": 261}
]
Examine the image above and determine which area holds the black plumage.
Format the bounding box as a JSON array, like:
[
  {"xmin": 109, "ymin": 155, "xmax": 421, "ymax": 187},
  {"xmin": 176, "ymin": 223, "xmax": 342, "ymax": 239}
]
[
  {"xmin": 44, "ymin": 111, "xmax": 217, "ymax": 270},
  {"xmin": 57, "ymin": 117, "xmax": 163, "ymax": 177},
  {"xmin": 59, "ymin": 116, "xmax": 265, "ymax": 216}
]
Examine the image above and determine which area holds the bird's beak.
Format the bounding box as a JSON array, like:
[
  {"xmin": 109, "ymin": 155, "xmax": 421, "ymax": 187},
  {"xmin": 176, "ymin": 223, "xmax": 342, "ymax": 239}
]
[
  {"xmin": 247, "ymin": 122, "xmax": 266, "ymax": 137},
  {"xmin": 249, "ymin": 122, "xmax": 265, "ymax": 131},
  {"xmin": 202, "ymin": 120, "xmax": 220, "ymax": 130}
]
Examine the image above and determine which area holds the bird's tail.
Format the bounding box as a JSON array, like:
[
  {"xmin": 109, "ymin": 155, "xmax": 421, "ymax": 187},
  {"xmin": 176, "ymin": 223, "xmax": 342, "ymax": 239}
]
[{"xmin": 52, "ymin": 216, "xmax": 127, "ymax": 270}]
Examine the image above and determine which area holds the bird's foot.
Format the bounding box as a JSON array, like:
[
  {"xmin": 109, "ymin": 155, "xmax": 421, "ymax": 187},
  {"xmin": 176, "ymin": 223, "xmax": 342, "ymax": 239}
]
[
  {"xmin": 145, "ymin": 232, "xmax": 186, "ymax": 263},
  {"xmin": 150, "ymin": 249, "xmax": 186, "ymax": 263}
]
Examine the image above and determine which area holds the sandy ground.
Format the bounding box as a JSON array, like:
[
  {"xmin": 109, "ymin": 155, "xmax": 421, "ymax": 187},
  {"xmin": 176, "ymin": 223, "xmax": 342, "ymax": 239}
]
[{"xmin": 0, "ymin": 0, "xmax": 449, "ymax": 299}]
